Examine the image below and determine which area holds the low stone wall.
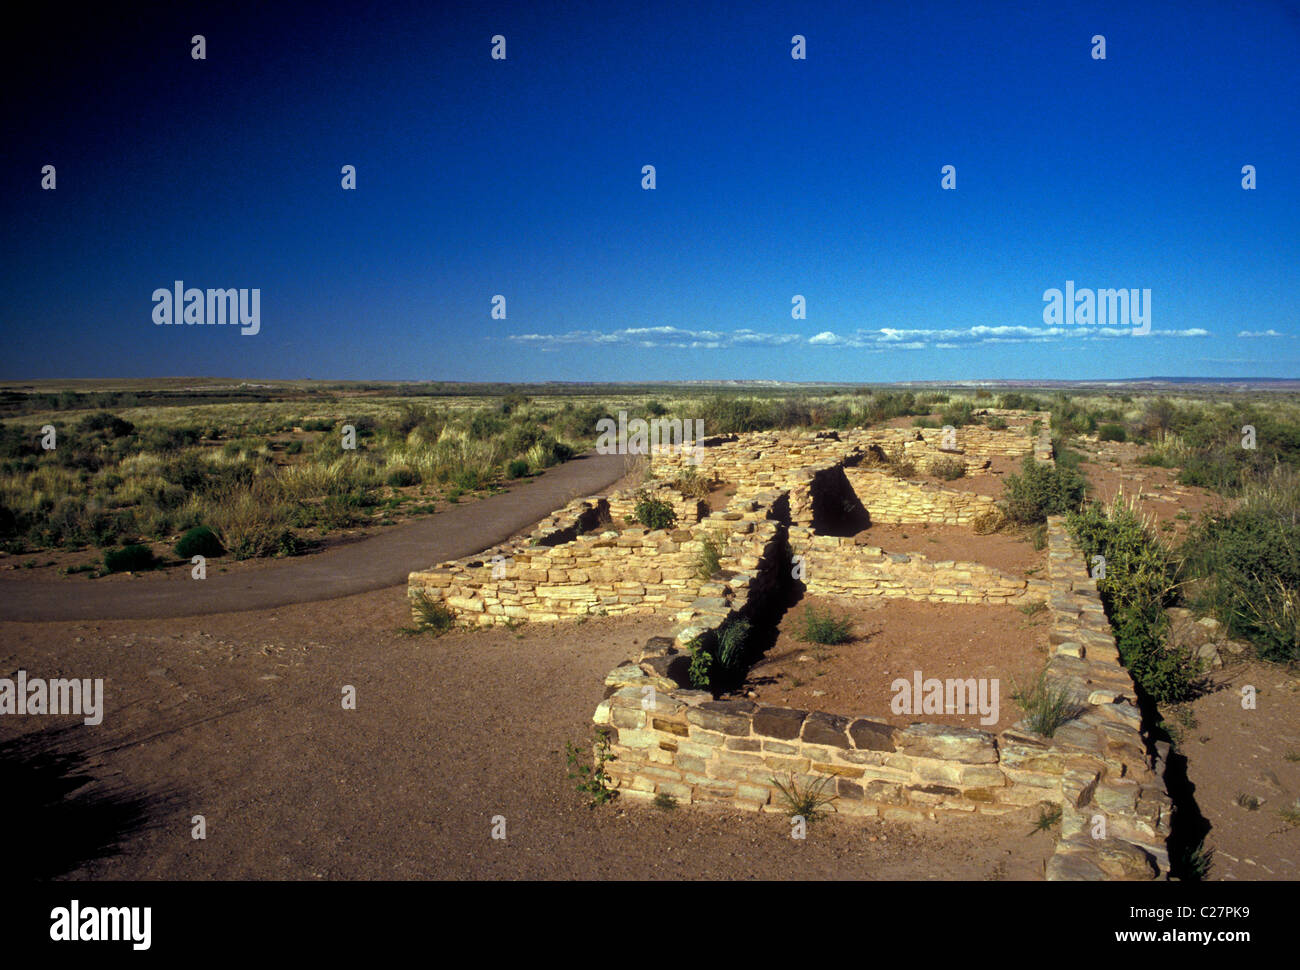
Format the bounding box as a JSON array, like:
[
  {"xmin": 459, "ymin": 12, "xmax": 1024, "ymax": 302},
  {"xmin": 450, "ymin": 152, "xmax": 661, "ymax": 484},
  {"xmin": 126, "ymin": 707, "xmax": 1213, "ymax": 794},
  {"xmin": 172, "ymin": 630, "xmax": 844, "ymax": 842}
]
[
  {"xmin": 792, "ymin": 529, "xmax": 1049, "ymax": 606},
  {"xmin": 843, "ymin": 468, "xmax": 1000, "ymax": 526},
  {"xmin": 590, "ymin": 515, "xmax": 1173, "ymax": 881}
]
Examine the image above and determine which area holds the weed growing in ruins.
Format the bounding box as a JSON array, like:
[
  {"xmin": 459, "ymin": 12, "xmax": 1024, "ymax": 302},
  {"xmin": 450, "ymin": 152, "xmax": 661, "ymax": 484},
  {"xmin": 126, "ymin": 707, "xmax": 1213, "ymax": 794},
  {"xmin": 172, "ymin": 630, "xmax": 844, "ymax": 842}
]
[
  {"xmin": 1280, "ymin": 804, "xmax": 1300, "ymax": 827},
  {"xmin": 771, "ymin": 772, "xmax": 837, "ymax": 824},
  {"xmin": 886, "ymin": 444, "xmax": 916, "ymax": 478},
  {"xmin": 1011, "ymin": 670, "xmax": 1083, "ymax": 737},
  {"xmin": 694, "ymin": 532, "xmax": 725, "ymax": 579},
  {"xmin": 673, "ymin": 467, "xmax": 712, "ymax": 501},
  {"xmin": 798, "ymin": 605, "xmax": 852, "ymax": 645},
  {"xmin": 928, "ymin": 457, "xmax": 966, "ymax": 480},
  {"xmin": 1028, "ymin": 804, "xmax": 1062, "ymax": 834},
  {"xmin": 631, "ymin": 491, "xmax": 676, "ymax": 531},
  {"xmin": 410, "ymin": 589, "xmax": 456, "ymax": 635},
  {"xmin": 971, "ymin": 506, "xmax": 1006, "ymax": 535},
  {"xmin": 1175, "ymin": 837, "xmax": 1213, "ymax": 880},
  {"xmin": 1018, "ymin": 600, "xmax": 1047, "ymax": 618},
  {"xmin": 566, "ymin": 728, "xmax": 617, "ymax": 807},
  {"xmin": 653, "ymin": 792, "xmax": 678, "ymax": 810},
  {"xmin": 1234, "ymin": 793, "xmax": 1261, "ymax": 811},
  {"xmin": 687, "ymin": 636, "xmax": 714, "ymax": 689},
  {"xmin": 1285, "ymin": 751, "xmax": 1300, "ymax": 763}
]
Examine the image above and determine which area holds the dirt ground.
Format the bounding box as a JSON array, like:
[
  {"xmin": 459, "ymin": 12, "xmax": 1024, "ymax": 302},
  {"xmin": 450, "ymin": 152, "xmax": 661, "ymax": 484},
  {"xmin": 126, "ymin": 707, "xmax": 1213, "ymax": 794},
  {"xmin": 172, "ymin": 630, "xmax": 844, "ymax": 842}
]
[
  {"xmin": 742, "ymin": 595, "xmax": 1049, "ymax": 732},
  {"xmin": 0, "ymin": 594, "xmax": 1056, "ymax": 880},
  {"xmin": 852, "ymin": 521, "xmax": 1045, "ymax": 578},
  {"xmin": 1165, "ymin": 660, "xmax": 1300, "ymax": 881}
]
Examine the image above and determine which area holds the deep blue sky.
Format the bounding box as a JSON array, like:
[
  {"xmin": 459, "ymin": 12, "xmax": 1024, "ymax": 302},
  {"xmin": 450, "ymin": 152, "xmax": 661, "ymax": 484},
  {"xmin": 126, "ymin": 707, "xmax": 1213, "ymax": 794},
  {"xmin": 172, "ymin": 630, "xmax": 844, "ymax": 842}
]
[{"xmin": 3, "ymin": 0, "xmax": 1298, "ymax": 382}]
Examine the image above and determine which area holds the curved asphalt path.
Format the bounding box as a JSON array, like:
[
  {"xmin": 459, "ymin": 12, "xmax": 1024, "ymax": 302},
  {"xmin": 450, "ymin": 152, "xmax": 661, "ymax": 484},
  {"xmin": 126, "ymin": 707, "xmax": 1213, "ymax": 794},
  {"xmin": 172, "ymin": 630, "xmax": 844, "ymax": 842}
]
[{"xmin": 0, "ymin": 452, "xmax": 627, "ymax": 622}]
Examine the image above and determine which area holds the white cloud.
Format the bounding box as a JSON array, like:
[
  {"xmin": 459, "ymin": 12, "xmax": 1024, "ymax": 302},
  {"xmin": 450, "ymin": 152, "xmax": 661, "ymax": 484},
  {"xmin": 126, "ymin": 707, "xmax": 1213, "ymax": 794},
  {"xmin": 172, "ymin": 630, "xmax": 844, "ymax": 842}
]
[
  {"xmin": 1237, "ymin": 329, "xmax": 1291, "ymax": 338},
  {"xmin": 508, "ymin": 323, "xmax": 1211, "ymax": 352}
]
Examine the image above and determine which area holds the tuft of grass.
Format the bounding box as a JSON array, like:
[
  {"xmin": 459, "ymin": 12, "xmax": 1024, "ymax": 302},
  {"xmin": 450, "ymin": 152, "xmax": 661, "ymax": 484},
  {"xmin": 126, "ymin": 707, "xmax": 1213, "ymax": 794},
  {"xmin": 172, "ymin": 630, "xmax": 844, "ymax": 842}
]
[
  {"xmin": 798, "ymin": 605, "xmax": 852, "ymax": 645},
  {"xmin": 770, "ymin": 772, "xmax": 837, "ymax": 824},
  {"xmin": 1018, "ymin": 600, "xmax": 1047, "ymax": 618},
  {"xmin": 1028, "ymin": 804, "xmax": 1062, "ymax": 835},
  {"xmin": 1011, "ymin": 670, "xmax": 1083, "ymax": 738},
  {"xmin": 1234, "ymin": 793, "xmax": 1261, "ymax": 811},
  {"xmin": 410, "ymin": 589, "xmax": 456, "ymax": 635},
  {"xmin": 1280, "ymin": 805, "xmax": 1300, "ymax": 827},
  {"xmin": 652, "ymin": 792, "xmax": 678, "ymax": 810}
]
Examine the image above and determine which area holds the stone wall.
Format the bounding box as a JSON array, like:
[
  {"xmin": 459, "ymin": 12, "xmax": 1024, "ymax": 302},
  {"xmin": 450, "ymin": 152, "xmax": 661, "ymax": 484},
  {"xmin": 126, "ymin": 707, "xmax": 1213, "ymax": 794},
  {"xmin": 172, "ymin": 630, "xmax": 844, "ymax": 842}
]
[
  {"xmin": 589, "ymin": 516, "xmax": 1173, "ymax": 881},
  {"xmin": 843, "ymin": 468, "xmax": 1001, "ymax": 526},
  {"xmin": 792, "ymin": 529, "xmax": 1049, "ymax": 606}
]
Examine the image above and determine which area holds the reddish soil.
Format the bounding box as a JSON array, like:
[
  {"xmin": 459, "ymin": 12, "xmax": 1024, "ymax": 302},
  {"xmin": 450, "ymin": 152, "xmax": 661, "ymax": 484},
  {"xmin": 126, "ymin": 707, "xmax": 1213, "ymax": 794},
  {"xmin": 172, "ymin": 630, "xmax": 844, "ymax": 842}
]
[
  {"xmin": 1168, "ymin": 660, "xmax": 1300, "ymax": 881},
  {"xmin": 742, "ymin": 595, "xmax": 1050, "ymax": 732},
  {"xmin": 0, "ymin": 592, "xmax": 1054, "ymax": 880},
  {"xmin": 851, "ymin": 522, "xmax": 1045, "ymax": 578}
]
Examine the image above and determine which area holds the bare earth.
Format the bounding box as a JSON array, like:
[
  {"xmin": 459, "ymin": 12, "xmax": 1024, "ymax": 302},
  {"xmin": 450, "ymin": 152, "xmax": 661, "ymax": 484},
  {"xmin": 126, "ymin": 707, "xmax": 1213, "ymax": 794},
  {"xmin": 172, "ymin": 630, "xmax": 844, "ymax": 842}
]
[
  {"xmin": 744, "ymin": 595, "xmax": 1050, "ymax": 733},
  {"xmin": 0, "ymin": 595, "xmax": 1055, "ymax": 880}
]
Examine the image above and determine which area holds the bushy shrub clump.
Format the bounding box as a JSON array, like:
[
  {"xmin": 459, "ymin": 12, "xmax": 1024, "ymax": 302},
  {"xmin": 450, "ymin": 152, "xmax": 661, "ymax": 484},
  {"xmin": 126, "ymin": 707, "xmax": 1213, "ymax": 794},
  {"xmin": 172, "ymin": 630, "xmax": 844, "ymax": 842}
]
[
  {"xmin": 1001, "ymin": 455, "xmax": 1086, "ymax": 524},
  {"xmin": 1181, "ymin": 468, "xmax": 1300, "ymax": 662},
  {"xmin": 1068, "ymin": 499, "xmax": 1202, "ymax": 703},
  {"xmin": 174, "ymin": 525, "xmax": 224, "ymax": 559}
]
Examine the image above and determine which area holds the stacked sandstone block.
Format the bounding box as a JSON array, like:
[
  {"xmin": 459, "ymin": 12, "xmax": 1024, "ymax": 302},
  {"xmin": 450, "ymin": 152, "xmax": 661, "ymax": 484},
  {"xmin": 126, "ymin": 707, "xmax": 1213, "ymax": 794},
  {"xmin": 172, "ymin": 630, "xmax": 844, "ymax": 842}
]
[
  {"xmin": 589, "ymin": 518, "xmax": 1172, "ymax": 880},
  {"xmin": 791, "ymin": 529, "xmax": 1049, "ymax": 606},
  {"xmin": 842, "ymin": 468, "xmax": 1001, "ymax": 525},
  {"xmin": 1039, "ymin": 516, "xmax": 1173, "ymax": 880},
  {"xmin": 408, "ymin": 509, "xmax": 782, "ymax": 626}
]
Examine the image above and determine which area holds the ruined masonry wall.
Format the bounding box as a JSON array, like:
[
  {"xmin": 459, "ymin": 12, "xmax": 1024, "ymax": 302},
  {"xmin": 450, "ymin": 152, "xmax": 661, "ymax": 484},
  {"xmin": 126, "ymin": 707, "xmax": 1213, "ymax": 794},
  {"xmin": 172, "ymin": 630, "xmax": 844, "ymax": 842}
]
[{"xmin": 591, "ymin": 516, "xmax": 1172, "ymax": 881}]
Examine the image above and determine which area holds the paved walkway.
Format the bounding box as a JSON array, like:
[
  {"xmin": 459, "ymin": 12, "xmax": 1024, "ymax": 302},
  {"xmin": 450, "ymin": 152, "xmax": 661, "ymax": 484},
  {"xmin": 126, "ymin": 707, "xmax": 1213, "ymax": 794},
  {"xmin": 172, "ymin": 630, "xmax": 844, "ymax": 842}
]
[{"xmin": 0, "ymin": 452, "xmax": 627, "ymax": 622}]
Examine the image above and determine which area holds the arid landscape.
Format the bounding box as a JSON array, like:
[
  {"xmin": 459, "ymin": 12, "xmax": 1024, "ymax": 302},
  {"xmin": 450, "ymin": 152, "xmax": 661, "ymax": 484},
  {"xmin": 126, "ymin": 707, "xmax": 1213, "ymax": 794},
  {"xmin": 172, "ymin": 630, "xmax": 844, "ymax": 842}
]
[{"xmin": 3, "ymin": 380, "xmax": 1297, "ymax": 882}]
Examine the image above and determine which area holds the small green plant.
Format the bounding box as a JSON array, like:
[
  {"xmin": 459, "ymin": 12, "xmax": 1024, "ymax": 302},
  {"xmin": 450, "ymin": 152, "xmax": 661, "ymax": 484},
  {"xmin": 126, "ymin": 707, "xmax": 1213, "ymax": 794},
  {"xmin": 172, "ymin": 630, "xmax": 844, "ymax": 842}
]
[
  {"xmin": 653, "ymin": 792, "xmax": 678, "ymax": 810},
  {"xmin": 410, "ymin": 589, "xmax": 456, "ymax": 635},
  {"xmin": 1018, "ymin": 600, "xmax": 1047, "ymax": 618},
  {"xmin": 1011, "ymin": 670, "xmax": 1083, "ymax": 737},
  {"xmin": 687, "ymin": 636, "xmax": 714, "ymax": 689},
  {"xmin": 1280, "ymin": 804, "xmax": 1300, "ymax": 826},
  {"xmin": 1285, "ymin": 751, "xmax": 1300, "ymax": 763},
  {"xmin": 566, "ymin": 728, "xmax": 617, "ymax": 807},
  {"xmin": 103, "ymin": 544, "xmax": 158, "ymax": 573},
  {"xmin": 174, "ymin": 525, "xmax": 224, "ymax": 559},
  {"xmin": 506, "ymin": 459, "xmax": 530, "ymax": 479},
  {"xmin": 1029, "ymin": 804, "xmax": 1062, "ymax": 834},
  {"xmin": 770, "ymin": 772, "xmax": 837, "ymax": 824},
  {"xmin": 886, "ymin": 444, "xmax": 916, "ymax": 478},
  {"xmin": 1177, "ymin": 837, "xmax": 1214, "ymax": 880},
  {"xmin": 1234, "ymin": 793, "xmax": 1261, "ymax": 811},
  {"xmin": 631, "ymin": 491, "xmax": 677, "ymax": 531},
  {"xmin": 694, "ymin": 532, "xmax": 725, "ymax": 580},
  {"xmin": 1001, "ymin": 454, "xmax": 1086, "ymax": 525},
  {"xmin": 798, "ymin": 605, "xmax": 852, "ymax": 645},
  {"xmin": 1098, "ymin": 423, "xmax": 1128, "ymax": 442}
]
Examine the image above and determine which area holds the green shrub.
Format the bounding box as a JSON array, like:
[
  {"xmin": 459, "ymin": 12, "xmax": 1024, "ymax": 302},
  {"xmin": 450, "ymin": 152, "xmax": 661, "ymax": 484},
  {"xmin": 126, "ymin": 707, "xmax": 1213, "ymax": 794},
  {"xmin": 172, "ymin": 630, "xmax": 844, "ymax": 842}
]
[
  {"xmin": 1182, "ymin": 469, "xmax": 1300, "ymax": 661},
  {"xmin": 506, "ymin": 459, "xmax": 530, "ymax": 479},
  {"xmin": 687, "ymin": 637, "xmax": 714, "ymax": 689},
  {"xmin": 103, "ymin": 544, "xmax": 158, "ymax": 573},
  {"xmin": 632, "ymin": 492, "xmax": 676, "ymax": 531},
  {"xmin": 174, "ymin": 525, "xmax": 224, "ymax": 559},
  {"xmin": 1068, "ymin": 499, "xmax": 1204, "ymax": 703},
  {"xmin": 1098, "ymin": 423, "xmax": 1128, "ymax": 442},
  {"xmin": 1001, "ymin": 455, "xmax": 1086, "ymax": 524},
  {"xmin": 798, "ymin": 605, "xmax": 851, "ymax": 645},
  {"xmin": 386, "ymin": 467, "xmax": 419, "ymax": 487}
]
